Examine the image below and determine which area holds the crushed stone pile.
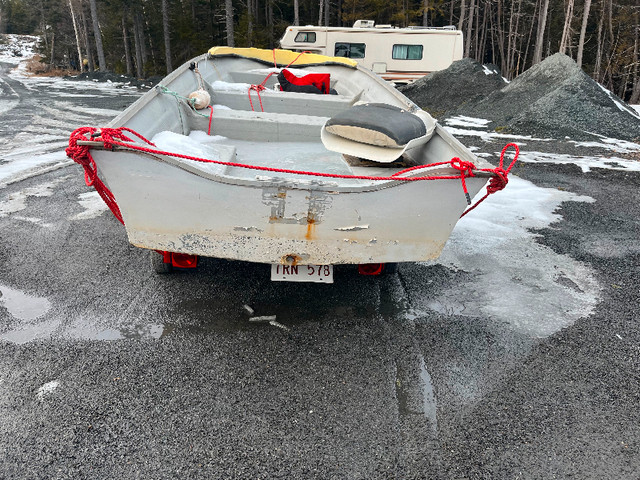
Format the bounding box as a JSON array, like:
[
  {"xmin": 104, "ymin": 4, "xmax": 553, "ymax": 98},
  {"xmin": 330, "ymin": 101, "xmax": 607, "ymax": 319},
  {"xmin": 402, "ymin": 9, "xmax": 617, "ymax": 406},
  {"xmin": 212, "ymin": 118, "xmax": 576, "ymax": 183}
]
[
  {"xmin": 401, "ymin": 53, "xmax": 640, "ymax": 142},
  {"xmin": 398, "ymin": 58, "xmax": 507, "ymax": 118}
]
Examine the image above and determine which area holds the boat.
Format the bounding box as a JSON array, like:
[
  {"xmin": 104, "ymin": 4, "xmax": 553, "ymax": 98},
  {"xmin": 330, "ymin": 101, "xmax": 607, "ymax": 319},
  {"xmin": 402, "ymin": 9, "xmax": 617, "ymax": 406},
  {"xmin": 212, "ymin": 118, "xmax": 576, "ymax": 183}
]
[{"xmin": 66, "ymin": 47, "xmax": 517, "ymax": 283}]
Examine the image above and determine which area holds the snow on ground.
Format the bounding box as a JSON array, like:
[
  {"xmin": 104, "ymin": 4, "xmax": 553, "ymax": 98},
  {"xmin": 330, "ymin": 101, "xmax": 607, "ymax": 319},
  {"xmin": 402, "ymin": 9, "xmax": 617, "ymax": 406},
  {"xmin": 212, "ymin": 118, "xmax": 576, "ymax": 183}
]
[
  {"xmin": 444, "ymin": 115, "xmax": 640, "ymax": 172},
  {"xmin": 0, "ymin": 34, "xmax": 39, "ymax": 65}
]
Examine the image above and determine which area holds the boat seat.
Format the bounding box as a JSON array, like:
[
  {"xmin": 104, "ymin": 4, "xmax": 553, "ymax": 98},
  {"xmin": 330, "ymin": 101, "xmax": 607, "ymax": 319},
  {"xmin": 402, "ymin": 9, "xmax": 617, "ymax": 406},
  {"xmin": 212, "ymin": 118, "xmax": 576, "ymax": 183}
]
[
  {"xmin": 320, "ymin": 103, "xmax": 437, "ymax": 163},
  {"xmin": 210, "ymin": 89, "xmax": 357, "ymax": 117},
  {"xmin": 325, "ymin": 103, "xmax": 429, "ymax": 147}
]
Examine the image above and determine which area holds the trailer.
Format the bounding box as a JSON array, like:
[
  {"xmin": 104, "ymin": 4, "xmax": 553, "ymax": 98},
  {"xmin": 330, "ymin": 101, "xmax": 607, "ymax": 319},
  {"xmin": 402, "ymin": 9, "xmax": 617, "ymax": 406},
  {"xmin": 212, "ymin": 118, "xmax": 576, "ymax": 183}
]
[{"xmin": 279, "ymin": 20, "xmax": 463, "ymax": 84}]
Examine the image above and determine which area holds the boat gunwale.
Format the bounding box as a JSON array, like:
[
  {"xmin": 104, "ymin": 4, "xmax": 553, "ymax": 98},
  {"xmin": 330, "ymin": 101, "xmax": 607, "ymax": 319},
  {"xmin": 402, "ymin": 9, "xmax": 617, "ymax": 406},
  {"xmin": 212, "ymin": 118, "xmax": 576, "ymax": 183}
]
[{"xmin": 87, "ymin": 141, "xmax": 494, "ymax": 194}]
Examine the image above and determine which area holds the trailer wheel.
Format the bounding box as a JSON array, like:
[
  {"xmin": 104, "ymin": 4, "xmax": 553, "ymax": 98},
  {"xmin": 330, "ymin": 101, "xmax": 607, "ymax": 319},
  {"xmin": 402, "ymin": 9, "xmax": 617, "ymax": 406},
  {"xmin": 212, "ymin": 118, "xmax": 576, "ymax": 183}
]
[{"xmin": 150, "ymin": 250, "xmax": 173, "ymax": 274}]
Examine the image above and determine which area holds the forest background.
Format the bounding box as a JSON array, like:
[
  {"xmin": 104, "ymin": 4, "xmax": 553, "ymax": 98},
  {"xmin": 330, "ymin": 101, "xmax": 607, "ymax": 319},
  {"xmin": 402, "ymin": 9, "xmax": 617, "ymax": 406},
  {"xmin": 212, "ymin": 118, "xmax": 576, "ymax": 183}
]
[{"xmin": 0, "ymin": 0, "xmax": 638, "ymax": 103}]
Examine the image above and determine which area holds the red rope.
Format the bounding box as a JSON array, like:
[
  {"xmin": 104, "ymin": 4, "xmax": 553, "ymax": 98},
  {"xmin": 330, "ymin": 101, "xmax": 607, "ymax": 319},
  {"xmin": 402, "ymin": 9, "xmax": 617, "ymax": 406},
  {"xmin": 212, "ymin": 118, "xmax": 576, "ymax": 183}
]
[
  {"xmin": 207, "ymin": 105, "xmax": 214, "ymax": 135},
  {"xmin": 66, "ymin": 127, "xmax": 519, "ymax": 223},
  {"xmin": 460, "ymin": 143, "xmax": 519, "ymax": 218},
  {"xmin": 248, "ymin": 50, "xmax": 307, "ymax": 112},
  {"xmin": 65, "ymin": 127, "xmax": 156, "ymax": 225}
]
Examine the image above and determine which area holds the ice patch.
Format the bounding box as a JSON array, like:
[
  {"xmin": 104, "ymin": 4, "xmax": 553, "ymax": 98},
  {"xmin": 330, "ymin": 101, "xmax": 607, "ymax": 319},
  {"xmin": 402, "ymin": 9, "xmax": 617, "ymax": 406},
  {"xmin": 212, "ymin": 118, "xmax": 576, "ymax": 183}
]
[
  {"xmin": 416, "ymin": 176, "xmax": 601, "ymax": 338},
  {"xmin": 0, "ymin": 284, "xmax": 51, "ymax": 321}
]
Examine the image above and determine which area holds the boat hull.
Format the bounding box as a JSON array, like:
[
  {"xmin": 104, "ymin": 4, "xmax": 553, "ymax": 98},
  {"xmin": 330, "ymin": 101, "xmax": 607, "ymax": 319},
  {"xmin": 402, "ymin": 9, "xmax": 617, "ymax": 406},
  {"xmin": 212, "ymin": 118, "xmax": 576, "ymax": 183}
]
[{"xmin": 94, "ymin": 150, "xmax": 487, "ymax": 265}]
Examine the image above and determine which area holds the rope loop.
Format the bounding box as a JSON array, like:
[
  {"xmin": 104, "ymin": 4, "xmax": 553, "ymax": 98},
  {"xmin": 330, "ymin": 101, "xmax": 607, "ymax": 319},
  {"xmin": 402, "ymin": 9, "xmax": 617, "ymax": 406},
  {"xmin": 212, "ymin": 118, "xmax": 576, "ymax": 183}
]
[{"xmin": 460, "ymin": 142, "xmax": 519, "ymax": 218}]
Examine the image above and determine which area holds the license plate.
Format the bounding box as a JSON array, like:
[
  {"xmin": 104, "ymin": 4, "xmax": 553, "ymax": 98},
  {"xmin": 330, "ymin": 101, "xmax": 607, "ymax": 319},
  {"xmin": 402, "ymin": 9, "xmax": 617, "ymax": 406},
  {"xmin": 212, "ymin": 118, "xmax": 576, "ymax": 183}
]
[{"xmin": 270, "ymin": 264, "xmax": 334, "ymax": 283}]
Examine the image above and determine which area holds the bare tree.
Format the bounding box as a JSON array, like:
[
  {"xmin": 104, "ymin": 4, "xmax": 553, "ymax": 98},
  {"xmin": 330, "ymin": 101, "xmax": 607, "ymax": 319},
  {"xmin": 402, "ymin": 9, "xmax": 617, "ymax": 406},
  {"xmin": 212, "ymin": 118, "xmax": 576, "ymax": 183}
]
[
  {"xmin": 576, "ymin": 0, "xmax": 591, "ymax": 67},
  {"xmin": 422, "ymin": 0, "xmax": 429, "ymax": 26},
  {"xmin": 68, "ymin": 0, "xmax": 84, "ymax": 71},
  {"xmin": 458, "ymin": 0, "xmax": 466, "ymax": 30},
  {"xmin": 464, "ymin": 0, "xmax": 475, "ymax": 57},
  {"xmin": 88, "ymin": 0, "xmax": 106, "ymax": 71},
  {"xmin": 161, "ymin": 0, "xmax": 172, "ymax": 72},
  {"xmin": 225, "ymin": 0, "xmax": 235, "ymax": 47},
  {"xmin": 122, "ymin": 14, "xmax": 132, "ymax": 76},
  {"xmin": 532, "ymin": 0, "xmax": 550, "ymax": 64},
  {"xmin": 559, "ymin": 0, "xmax": 575, "ymax": 55}
]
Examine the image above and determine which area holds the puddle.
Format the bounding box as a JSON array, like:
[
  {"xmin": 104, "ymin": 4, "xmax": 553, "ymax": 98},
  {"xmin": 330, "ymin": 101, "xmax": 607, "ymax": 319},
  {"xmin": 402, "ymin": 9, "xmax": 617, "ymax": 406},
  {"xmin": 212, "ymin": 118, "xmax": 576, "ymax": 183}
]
[
  {"xmin": 0, "ymin": 283, "xmax": 51, "ymax": 321},
  {"xmin": 395, "ymin": 354, "xmax": 438, "ymax": 428}
]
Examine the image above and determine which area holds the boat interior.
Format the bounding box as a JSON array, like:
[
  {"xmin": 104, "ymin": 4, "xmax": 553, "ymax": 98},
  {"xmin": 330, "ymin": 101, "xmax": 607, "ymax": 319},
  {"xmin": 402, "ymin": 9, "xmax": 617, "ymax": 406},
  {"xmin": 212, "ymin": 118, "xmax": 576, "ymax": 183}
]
[{"xmin": 112, "ymin": 52, "xmax": 476, "ymax": 188}]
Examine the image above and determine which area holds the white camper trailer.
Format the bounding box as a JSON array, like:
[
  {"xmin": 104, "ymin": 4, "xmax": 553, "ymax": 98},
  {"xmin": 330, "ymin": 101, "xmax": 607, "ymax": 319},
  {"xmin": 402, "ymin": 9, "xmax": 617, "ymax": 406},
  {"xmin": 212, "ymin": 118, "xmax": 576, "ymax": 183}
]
[{"xmin": 279, "ymin": 20, "xmax": 463, "ymax": 84}]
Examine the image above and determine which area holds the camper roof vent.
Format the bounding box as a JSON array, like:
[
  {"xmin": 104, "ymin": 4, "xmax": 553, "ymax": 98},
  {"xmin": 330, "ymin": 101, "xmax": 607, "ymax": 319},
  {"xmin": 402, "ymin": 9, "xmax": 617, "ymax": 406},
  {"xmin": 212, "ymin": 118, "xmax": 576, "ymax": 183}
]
[{"xmin": 353, "ymin": 20, "xmax": 375, "ymax": 28}]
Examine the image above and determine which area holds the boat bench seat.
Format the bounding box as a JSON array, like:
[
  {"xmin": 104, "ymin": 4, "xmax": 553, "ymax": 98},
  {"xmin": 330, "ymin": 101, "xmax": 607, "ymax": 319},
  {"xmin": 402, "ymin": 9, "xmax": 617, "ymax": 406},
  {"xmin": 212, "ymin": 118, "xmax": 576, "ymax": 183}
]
[
  {"xmin": 211, "ymin": 89, "xmax": 358, "ymax": 118},
  {"xmin": 196, "ymin": 108, "xmax": 329, "ymax": 142}
]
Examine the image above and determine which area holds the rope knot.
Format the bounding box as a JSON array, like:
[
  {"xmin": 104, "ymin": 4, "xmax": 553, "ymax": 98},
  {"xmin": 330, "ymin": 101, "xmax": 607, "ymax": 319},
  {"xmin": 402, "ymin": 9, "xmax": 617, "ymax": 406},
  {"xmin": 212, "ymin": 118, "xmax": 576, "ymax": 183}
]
[{"xmin": 450, "ymin": 158, "xmax": 476, "ymax": 177}]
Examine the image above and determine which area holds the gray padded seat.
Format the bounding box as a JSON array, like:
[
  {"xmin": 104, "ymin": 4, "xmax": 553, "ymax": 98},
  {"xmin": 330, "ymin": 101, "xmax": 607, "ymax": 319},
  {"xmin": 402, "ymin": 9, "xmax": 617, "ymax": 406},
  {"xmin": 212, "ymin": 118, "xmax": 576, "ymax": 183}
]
[{"xmin": 324, "ymin": 103, "xmax": 427, "ymax": 147}]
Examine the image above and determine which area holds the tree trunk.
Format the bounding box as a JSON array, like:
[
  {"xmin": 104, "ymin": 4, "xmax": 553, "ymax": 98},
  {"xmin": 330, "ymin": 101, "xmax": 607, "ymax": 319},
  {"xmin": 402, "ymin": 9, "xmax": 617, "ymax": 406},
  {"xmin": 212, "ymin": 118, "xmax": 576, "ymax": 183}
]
[
  {"xmin": 576, "ymin": 0, "xmax": 591, "ymax": 67},
  {"xmin": 318, "ymin": 0, "xmax": 324, "ymax": 26},
  {"xmin": 49, "ymin": 32, "xmax": 55, "ymax": 68},
  {"xmin": 559, "ymin": 0, "xmax": 575, "ymax": 55},
  {"xmin": 464, "ymin": 0, "xmax": 475, "ymax": 58},
  {"xmin": 122, "ymin": 14, "xmax": 132, "ymax": 76},
  {"xmin": 88, "ymin": 0, "xmax": 106, "ymax": 71},
  {"xmin": 507, "ymin": 0, "xmax": 522, "ymax": 78},
  {"xmin": 161, "ymin": 0, "xmax": 172, "ymax": 73},
  {"xmin": 68, "ymin": 0, "xmax": 83, "ymax": 72},
  {"xmin": 458, "ymin": 0, "xmax": 466, "ymax": 30},
  {"xmin": 225, "ymin": 0, "xmax": 235, "ymax": 47},
  {"xmin": 133, "ymin": 12, "xmax": 144, "ymax": 77},
  {"xmin": 532, "ymin": 0, "xmax": 549, "ymax": 64},
  {"xmin": 80, "ymin": 9, "xmax": 94, "ymax": 72},
  {"xmin": 324, "ymin": 0, "xmax": 329, "ymax": 27},
  {"xmin": 294, "ymin": 0, "xmax": 299, "ymax": 25},
  {"xmin": 422, "ymin": 0, "xmax": 429, "ymax": 26},
  {"xmin": 248, "ymin": 0, "xmax": 253, "ymax": 46},
  {"xmin": 629, "ymin": 10, "xmax": 640, "ymax": 104}
]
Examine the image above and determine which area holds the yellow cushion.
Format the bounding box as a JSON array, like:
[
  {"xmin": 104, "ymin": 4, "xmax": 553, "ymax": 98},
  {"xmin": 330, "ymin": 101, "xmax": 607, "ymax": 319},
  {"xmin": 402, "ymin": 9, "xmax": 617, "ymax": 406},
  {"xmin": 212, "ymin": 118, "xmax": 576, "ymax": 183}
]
[{"xmin": 207, "ymin": 47, "xmax": 358, "ymax": 68}]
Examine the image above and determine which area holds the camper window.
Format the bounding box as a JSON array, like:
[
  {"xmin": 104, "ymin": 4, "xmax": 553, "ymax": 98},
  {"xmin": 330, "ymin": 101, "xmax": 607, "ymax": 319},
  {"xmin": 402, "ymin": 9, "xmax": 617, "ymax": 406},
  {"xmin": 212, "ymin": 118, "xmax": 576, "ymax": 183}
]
[
  {"xmin": 334, "ymin": 42, "xmax": 366, "ymax": 59},
  {"xmin": 294, "ymin": 32, "xmax": 316, "ymax": 43},
  {"xmin": 392, "ymin": 44, "xmax": 423, "ymax": 60}
]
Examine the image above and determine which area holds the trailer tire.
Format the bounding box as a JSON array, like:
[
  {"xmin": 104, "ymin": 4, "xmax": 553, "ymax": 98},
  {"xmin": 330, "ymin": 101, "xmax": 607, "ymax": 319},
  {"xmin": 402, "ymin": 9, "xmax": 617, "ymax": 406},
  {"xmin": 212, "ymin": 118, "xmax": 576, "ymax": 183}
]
[{"xmin": 150, "ymin": 250, "xmax": 173, "ymax": 274}]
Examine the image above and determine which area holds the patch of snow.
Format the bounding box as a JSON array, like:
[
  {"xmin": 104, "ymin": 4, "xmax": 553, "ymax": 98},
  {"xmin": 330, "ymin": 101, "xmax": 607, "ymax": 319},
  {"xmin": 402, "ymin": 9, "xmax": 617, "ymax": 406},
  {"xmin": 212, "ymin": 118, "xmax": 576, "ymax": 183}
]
[
  {"xmin": 36, "ymin": 380, "xmax": 60, "ymax": 400},
  {"xmin": 482, "ymin": 65, "xmax": 497, "ymax": 76},
  {"xmin": 517, "ymin": 151, "xmax": 640, "ymax": 173},
  {"xmin": 71, "ymin": 191, "xmax": 109, "ymax": 220},
  {"xmin": 0, "ymin": 34, "xmax": 39, "ymax": 65},
  {"xmin": 445, "ymin": 116, "xmax": 492, "ymax": 128}
]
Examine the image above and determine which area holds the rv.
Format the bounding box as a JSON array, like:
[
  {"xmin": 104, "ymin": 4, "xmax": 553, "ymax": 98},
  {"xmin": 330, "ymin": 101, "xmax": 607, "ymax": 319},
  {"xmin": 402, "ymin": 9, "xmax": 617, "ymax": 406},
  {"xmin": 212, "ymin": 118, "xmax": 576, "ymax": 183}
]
[{"xmin": 279, "ymin": 20, "xmax": 463, "ymax": 84}]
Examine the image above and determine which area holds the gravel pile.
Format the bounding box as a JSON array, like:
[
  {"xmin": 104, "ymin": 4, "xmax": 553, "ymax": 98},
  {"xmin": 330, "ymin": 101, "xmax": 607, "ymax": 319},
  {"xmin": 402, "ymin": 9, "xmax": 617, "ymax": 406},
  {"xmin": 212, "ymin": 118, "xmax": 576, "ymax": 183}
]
[
  {"xmin": 401, "ymin": 53, "xmax": 640, "ymax": 142},
  {"xmin": 398, "ymin": 57, "xmax": 507, "ymax": 118}
]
